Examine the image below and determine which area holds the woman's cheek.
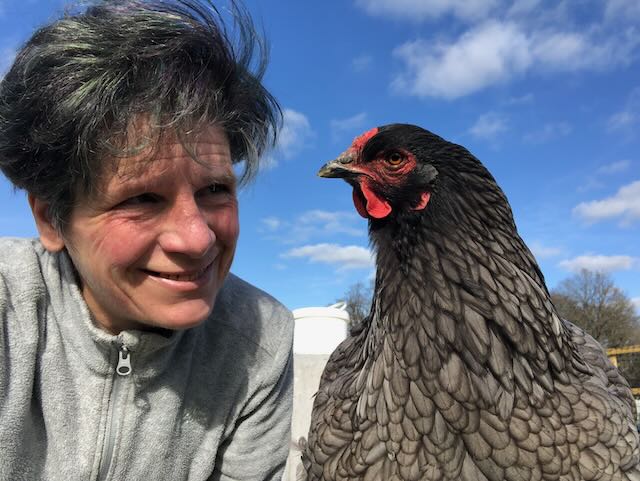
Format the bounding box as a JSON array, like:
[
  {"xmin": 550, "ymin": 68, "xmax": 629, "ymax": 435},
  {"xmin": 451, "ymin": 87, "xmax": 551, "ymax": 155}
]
[
  {"xmin": 97, "ymin": 222, "xmax": 155, "ymax": 268},
  {"xmin": 211, "ymin": 203, "xmax": 240, "ymax": 245}
]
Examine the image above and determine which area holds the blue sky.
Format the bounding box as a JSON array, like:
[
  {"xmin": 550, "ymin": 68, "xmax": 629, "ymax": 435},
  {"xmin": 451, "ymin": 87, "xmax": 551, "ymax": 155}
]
[{"xmin": 1, "ymin": 0, "xmax": 639, "ymax": 312}]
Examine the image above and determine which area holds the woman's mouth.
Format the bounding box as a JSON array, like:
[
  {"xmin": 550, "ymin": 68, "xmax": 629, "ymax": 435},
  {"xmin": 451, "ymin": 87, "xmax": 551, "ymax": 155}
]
[{"xmin": 143, "ymin": 261, "xmax": 215, "ymax": 283}]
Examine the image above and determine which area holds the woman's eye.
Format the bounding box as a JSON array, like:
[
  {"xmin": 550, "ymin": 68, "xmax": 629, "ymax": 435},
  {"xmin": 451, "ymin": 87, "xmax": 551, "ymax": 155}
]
[
  {"xmin": 204, "ymin": 184, "xmax": 230, "ymax": 195},
  {"xmin": 121, "ymin": 193, "xmax": 159, "ymax": 206},
  {"xmin": 387, "ymin": 152, "xmax": 404, "ymax": 165}
]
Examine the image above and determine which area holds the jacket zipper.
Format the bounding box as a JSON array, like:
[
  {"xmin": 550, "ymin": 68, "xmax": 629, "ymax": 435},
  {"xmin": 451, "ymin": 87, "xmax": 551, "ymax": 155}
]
[{"xmin": 97, "ymin": 345, "xmax": 132, "ymax": 481}]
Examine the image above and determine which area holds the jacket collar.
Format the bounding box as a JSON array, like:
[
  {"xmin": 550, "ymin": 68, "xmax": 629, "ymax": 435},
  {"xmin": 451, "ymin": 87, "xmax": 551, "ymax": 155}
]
[{"xmin": 43, "ymin": 245, "xmax": 187, "ymax": 379}]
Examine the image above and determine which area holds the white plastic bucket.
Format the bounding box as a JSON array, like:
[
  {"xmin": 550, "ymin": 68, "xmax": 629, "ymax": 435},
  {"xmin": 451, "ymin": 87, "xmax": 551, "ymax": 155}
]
[{"xmin": 292, "ymin": 302, "xmax": 350, "ymax": 354}]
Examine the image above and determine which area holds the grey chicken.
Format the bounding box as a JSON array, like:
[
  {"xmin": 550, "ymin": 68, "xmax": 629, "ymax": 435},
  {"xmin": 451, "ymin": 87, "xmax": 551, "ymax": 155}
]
[{"xmin": 300, "ymin": 124, "xmax": 640, "ymax": 481}]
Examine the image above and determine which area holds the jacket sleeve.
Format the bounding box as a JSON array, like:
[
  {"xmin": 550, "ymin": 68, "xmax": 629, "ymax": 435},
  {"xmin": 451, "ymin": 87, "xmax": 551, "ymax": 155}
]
[
  {"xmin": 0, "ymin": 239, "xmax": 44, "ymax": 480},
  {"xmin": 211, "ymin": 336, "xmax": 294, "ymax": 481},
  {"xmin": 0, "ymin": 272, "xmax": 7, "ymax": 397},
  {"xmin": 0, "ymin": 240, "xmax": 42, "ymax": 401}
]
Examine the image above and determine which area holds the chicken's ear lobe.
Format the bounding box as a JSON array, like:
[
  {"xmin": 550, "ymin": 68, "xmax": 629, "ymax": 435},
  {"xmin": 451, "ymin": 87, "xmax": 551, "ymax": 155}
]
[{"xmin": 412, "ymin": 192, "xmax": 431, "ymax": 211}]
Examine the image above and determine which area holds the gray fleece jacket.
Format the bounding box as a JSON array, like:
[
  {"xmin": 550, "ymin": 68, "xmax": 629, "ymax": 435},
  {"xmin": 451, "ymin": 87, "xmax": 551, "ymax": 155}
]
[{"xmin": 0, "ymin": 237, "xmax": 294, "ymax": 481}]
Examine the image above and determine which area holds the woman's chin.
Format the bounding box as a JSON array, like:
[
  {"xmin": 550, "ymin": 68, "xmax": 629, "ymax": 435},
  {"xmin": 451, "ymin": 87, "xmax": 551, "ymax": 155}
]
[
  {"xmin": 127, "ymin": 298, "xmax": 216, "ymax": 332},
  {"xmin": 156, "ymin": 304, "xmax": 214, "ymax": 330}
]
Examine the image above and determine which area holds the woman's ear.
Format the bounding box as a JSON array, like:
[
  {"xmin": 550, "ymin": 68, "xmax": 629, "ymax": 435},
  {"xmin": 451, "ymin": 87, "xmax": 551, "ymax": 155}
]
[{"xmin": 28, "ymin": 194, "xmax": 66, "ymax": 252}]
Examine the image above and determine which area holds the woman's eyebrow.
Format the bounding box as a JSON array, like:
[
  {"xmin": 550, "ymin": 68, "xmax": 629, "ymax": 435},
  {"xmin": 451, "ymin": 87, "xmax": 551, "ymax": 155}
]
[
  {"xmin": 204, "ymin": 171, "xmax": 237, "ymax": 186},
  {"xmin": 110, "ymin": 169, "xmax": 238, "ymax": 193}
]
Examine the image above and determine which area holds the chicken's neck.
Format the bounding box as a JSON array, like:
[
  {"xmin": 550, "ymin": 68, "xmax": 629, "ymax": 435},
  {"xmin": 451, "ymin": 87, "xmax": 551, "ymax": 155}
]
[{"xmin": 365, "ymin": 212, "xmax": 587, "ymax": 407}]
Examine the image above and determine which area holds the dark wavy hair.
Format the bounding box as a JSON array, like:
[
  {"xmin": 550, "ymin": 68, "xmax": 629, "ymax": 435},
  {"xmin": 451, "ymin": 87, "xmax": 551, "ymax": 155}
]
[{"xmin": 0, "ymin": 0, "xmax": 281, "ymax": 230}]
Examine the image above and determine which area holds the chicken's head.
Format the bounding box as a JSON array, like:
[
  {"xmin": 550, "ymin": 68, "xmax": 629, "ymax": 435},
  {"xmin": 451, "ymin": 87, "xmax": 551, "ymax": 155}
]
[{"xmin": 318, "ymin": 124, "xmax": 440, "ymax": 220}]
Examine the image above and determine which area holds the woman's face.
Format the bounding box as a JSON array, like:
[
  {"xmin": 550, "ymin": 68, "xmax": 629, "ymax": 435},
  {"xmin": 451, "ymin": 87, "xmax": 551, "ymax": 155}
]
[{"xmin": 61, "ymin": 125, "xmax": 239, "ymax": 333}]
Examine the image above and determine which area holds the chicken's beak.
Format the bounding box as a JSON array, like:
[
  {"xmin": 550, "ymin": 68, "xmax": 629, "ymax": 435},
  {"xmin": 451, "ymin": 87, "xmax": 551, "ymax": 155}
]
[{"xmin": 318, "ymin": 155, "xmax": 358, "ymax": 179}]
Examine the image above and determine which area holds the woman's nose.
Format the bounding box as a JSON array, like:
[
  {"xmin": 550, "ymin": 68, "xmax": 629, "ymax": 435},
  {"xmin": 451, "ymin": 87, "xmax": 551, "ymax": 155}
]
[{"xmin": 158, "ymin": 196, "xmax": 215, "ymax": 258}]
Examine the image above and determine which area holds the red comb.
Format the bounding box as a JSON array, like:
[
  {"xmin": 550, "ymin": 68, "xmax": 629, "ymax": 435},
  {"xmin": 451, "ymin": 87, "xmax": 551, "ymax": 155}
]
[{"xmin": 350, "ymin": 127, "xmax": 379, "ymax": 152}]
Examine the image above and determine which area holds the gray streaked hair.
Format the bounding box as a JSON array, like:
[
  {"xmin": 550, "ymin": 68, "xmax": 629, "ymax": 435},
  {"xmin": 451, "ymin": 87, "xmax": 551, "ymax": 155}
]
[{"xmin": 0, "ymin": 0, "xmax": 281, "ymax": 229}]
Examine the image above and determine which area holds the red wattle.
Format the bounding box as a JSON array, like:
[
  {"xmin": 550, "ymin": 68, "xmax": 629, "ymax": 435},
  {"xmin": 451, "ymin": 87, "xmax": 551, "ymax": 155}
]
[
  {"xmin": 360, "ymin": 183, "xmax": 392, "ymax": 219},
  {"xmin": 352, "ymin": 188, "xmax": 369, "ymax": 219}
]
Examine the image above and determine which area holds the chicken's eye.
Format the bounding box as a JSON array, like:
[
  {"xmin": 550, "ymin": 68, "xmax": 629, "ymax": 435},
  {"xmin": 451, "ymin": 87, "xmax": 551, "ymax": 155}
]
[{"xmin": 387, "ymin": 152, "xmax": 404, "ymax": 165}]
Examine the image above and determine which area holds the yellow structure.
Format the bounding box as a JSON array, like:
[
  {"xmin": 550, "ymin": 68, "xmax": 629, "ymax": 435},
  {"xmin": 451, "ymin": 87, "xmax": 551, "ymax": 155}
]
[{"xmin": 607, "ymin": 344, "xmax": 640, "ymax": 396}]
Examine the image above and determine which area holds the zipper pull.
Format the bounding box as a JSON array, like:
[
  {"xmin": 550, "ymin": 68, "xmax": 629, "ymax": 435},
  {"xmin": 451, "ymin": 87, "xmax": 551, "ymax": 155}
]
[{"xmin": 116, "ymin": 346, "xmax": 132, "ymax": 376}]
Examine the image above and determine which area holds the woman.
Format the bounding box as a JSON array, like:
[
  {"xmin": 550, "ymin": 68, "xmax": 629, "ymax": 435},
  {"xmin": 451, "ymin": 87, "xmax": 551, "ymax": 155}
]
[{"xmin": 0, "ymin": 1, "xmax": 293, "ymax": 480}]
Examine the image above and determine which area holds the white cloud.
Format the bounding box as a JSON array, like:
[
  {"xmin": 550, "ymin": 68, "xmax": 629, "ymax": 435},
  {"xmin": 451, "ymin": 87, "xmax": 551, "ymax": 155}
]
[
  {"xmin": 559, "ymin": 255, "xmax": 638, "ymax": 273},
  {"xmin": 597, "ymin": 160, "xmax": 631, "ymax": 175},
  {"xmin": 330, "ymin": 112, "xmax": 368, "ymax": 141},
  {"xmin": 607, "ymin": 111, "xmax": 636, "ymax": 131},
  {"xmin": 507, "ymin": 93, "xmax": 534, "ymax": 104},
  {"xmin": 260, "ymin": 217, "xmax": 283, "ymax": 232},
  {"xmin": 573, "ymin": 180, "xmax": 640, "ymax": 225},
  {"xmin": 529, "ymin": 31, "xmax": 626, "ymax": 72},
  {"xmin": 351, "ymin": 54, "xmax": 373, "ymax": 72},
  {"xmin": 605, "ymin": 0, "xmax": 640, "ymax": 22},
  {"xmin": 267, "ymin": 108, "xmax": 314, "ymax": 167},
  {"xmin": 354, "ymin": 0, "xmax": 499, "ymax": 22},
  {"xmin": 607, "ymin": 87, "xmax": 640, "ymax": 133},
  {"xmin": 298, "ymin": 210, "xmax": 364, "ymax": 237},
  {"xmin": 507, "ymin": 0, "xmax": 541, "ymax": 17},
  {"xmin": 260, "ymin": 210, "xmax": 365, "ymax": 243},
  {"xmin": 577, "ymin": 178, "xmax": 605, "ymax": 193},
  {"xmin": 531, "ymin": 31, "xmax": 588, "ymax": 70},
  {"xmin": 392, "ymin": 21, "xmax": 532, "ymax": 99},
  {"xmin": 530, "ymin": 242, "xmax": 562, "ymax": 259},
  {"xmin": 523, "ymin": 121, "xmax": 572, "ymax": 144},
  {"xmin": 391, "ymin": 19, "xmax": 640, "ymax": 99},
  {"xmin": 577, "ymin": 160, "xmax": 632, "ymax": 193},
  {"xmin": 283, "ymin": 243, "xmax": 375, "ymax": 270},
  {"xmin": 469, "ymin": 111, "xmax": 508, "ymax": 139},
  {"xmin": 540, "ymin": 27, "xmax": 639, "ymax": 71}
]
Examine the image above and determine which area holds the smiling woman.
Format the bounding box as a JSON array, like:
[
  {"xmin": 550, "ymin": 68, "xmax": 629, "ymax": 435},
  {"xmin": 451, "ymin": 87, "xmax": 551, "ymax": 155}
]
[
  {"xmin": 0, "ymin": 1, "xmax": 293, "ymax": 480},
  {"xmin": 31, "ymin": 125, "xmax": 240, "ymax": 334}
]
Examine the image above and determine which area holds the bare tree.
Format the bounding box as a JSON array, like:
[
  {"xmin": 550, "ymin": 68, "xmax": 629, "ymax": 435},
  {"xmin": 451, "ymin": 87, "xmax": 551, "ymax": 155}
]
[
  {"xmin": 551, "ymin": 269, "xmax": 640, "ymax": 348},
  {"xmin": 552, "ymin": 269, "xmax": 640, "ymax": 389},
  {"xmin": 335, "ymin": 281, "xmax": 373, "ymax": 330}
]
